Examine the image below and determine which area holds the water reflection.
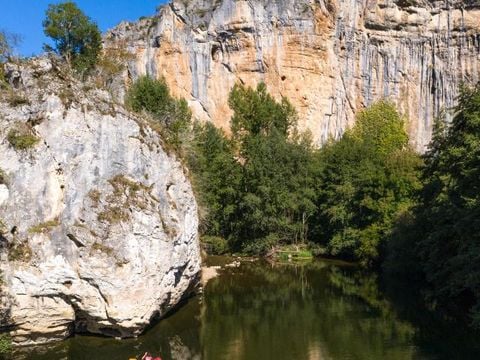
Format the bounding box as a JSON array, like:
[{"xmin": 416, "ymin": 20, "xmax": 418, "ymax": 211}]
[
  {"xmin": 12, "ymin": 258, "xmax": 480, "ymax": 359},
  {"xmin": 200, "ymin": 260, "xmax": 417, "ymax": 360}
]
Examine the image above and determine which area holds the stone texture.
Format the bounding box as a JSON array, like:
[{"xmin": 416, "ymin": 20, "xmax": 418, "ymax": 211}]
[
  {"xmin": 0, "ymin": 58, "xmax": 201, "ymax": 345},
  {"xmin": 106, "ymin": 0, "xmax": 480, "ymax": 151}
]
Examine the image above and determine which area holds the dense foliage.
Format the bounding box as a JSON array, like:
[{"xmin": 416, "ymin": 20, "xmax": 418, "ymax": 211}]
[
  {"xmin": 190, "ymin": 84, "xmax": 317, "ymax": 254},
  {"xmin": 125, "ymin": 73, "xmax": 480, "ymax": 329},
  {"xmin": 386, "ymin": 84, "xmax": 480, "ymax": 327},
  {"xmin": 313, "ymin": 101, "xmax": 422, "ymax": 266},
  {"xmin": 43, "ymin": 1, "xmax": 102, "ymax": 73},
  {"xmin": 189, "ymin": 86, "xmax": 421, "ymax": 262},
  {"xmin": 125, "ymin": 76, "xmax": 191, "ymax": 151}
]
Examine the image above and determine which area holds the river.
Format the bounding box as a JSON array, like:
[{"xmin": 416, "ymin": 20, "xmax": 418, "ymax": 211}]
[{"xmin": 14, "ymin": 256, "xmax": 480, "ymax": 359}]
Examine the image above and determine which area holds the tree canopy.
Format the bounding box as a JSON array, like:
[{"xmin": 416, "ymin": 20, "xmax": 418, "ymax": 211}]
[
  {"xmin": 396, "ymin": 85, "xmax": 480, "ymax": 327},
  {"xmin": 313, "ymin": 101, "xmax": 421, "ymax": 266},
  {"xmin": 43, "ymin": 1, "xmax": 102, "ymax": 73},
  {"xmin": 190, "ymin": 83, "xmax": 316, "ymax": 254}
]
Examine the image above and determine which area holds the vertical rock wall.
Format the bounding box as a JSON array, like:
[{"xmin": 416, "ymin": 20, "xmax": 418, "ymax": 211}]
[
  {"xmin": 107, "ymin": 0, "xmax": 480, "ymax": 151},
  {"xmin": 0, "ymin": 59, "xmax": 201, "ymax": 346}
]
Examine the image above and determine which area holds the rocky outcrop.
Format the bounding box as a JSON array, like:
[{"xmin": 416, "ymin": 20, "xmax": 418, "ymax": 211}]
[
  {"xmin": 0, "ymin": 58, "xmax": 201, "ymax": 345},
  {"xmin": 106, "ymin": 0, "xmax": 480, "ymax": 151}
]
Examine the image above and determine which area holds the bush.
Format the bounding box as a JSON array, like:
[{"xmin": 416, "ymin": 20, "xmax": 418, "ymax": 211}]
[
  {"xmin": 0, "ymin": 64, "xmax": 5, "ymax": 87},
  {"xmin": 202, "ymin": 236, "xmax": 229, "ymax": 255},
  {"xmin": 125, "ymin": 76, "xmax": 191, "ymax": 151},
  {"xmin": 241, "ymin": 234, "xmax": 280, "ymax": 256},
  {"xmin": 94, "ymin": 43, "xmax": 134, "ymax": 88},
  {"xmin": 0, "ymin": 30, "xmax": 21, "ymax": 62}
]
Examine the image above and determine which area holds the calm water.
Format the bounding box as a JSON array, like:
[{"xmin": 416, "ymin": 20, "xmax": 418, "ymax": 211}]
[{"xmin": 13, "ymin": 257, "xmax": 480, "ymax": 360}]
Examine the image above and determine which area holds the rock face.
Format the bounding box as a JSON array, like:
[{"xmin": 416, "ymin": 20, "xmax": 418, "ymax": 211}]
[
  {"xmin": 106, "ymin": 0, "xmax": 480, "ymax": 151},
  {"xmin": 0, "ymin": 58, "xmax": 201, "ymax": 345}
]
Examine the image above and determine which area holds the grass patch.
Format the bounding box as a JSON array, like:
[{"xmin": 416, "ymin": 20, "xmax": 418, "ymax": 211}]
[
  {"xmin": 8, "ymin": 242, "xmax": 32, "ymax": 262},
  {"xmin": 7, "ymin": 91, "xmax": 30, "ymax": 107},
  {"xmin": 0, "ymin": 219, "xmax": 6, "ymax": 235},
  {"xmin": 28, "ymin": 219, "xmax": 60, "ymax": 234},
  {"xmin": 109, "ymin": 175, "xmax": 148, "ymax": 196},
  {"xmin": 0, "ymin": 333, "xmax": 12, "ymax": 355},
  {"xmin": 0, "ymin": 64, "xmax": 7, "ymax": 89},
  {"xmin": 97, "ymin": 206, "xmax": 130, "ymax": 224},
  {"xmin": 97, "ymin": 175, "xmax": 151, "ymax": 225},
  {"xmin": 88, "ymin": 189, "xmax": 101, "ymax": 207},
  {"xmin": 58, "ymin": 87, "xmax": 75, "ymax": 109},
  {"xmin": 275, "ymin": 245, "xmax": 313, "ymax": 262},
  {"xmin": 91, "ymin": 242, "xmax": 114, "ymax": 256},
  {"xmin": 7, "ymin": 126, "xmax": 40, "ymax": 150}
]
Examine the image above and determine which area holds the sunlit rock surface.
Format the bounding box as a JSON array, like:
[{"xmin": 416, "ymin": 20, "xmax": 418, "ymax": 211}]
[
  {"xmin": 107, "ymin": 0, "xmax": 480, "ymax": 151},
  {"xmin": 0, "ymin": 58, "xmax": 201, "ymax": 345}
]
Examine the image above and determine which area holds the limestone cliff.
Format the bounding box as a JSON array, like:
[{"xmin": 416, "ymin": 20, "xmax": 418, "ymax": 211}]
[
  {"xmin": 0, "ymin": 58, "xmax": 201, "ymax": 345},
  {"xmin": 106, "ymin": 0, "xmax": 480, "ymax": 151}
]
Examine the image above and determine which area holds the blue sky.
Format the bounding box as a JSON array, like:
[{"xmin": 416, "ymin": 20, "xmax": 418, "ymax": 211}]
[{"xmin": 0, "ymin": 0, "xmax": 166, "ymax": 56}]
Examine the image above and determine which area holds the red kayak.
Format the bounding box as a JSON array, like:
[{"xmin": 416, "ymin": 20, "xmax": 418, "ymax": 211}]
[{"xmin": 141, "ymin": 352, "xmax": 162, "ymax": 360}]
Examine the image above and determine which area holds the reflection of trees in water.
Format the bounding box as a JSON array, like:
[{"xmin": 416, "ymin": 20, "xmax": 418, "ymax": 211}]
[
  {"xmin": 11, "ymin": 259, "xmax": 480, "ymax": 360},
  {"xmin": 382, "ymin": 276, "xmax": 480, "ymax": 359},
  {"xmin": 329, "ymin": 266, "xmax": 480, "ymax": 359},
  {"xmin": 201, "ymin": 260, "xmax": 418, "ymax": 360}
]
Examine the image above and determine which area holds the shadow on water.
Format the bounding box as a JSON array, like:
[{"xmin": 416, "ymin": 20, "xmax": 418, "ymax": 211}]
[{"xmin": 9, "ymin": 257, "xmax": 480, "ymax": 360}]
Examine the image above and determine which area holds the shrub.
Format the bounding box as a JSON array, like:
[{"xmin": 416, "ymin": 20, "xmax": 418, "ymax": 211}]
[
  {"xmin": 202, "ymin": 236, "xmax": 229, "ymax": 255},
  {"xmin": 7, "ymin": 127, "xmax": 39, "ymax": 150},
  {"xmin": 0, "ymin": 65, "xmax": 5, "ymax": 87},
  {"xmin": 8, "ymin": 242, "xmax": 32, "ymax": 262},
  {"xmin": 94, "ymin": 42, "xmax": 134, "ymax": 88},
  {"xmin": 125, "ymin": 76, "xmax": 191, "ymax": 152}
]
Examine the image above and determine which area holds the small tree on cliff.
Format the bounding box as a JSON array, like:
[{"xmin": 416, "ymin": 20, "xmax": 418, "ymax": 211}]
[
  {"xmin": 0, "ymin": 30, "xmax": 21, "ymax": 62},
  {"xmin": 43, "ymin": 1, "xmax": 101, "ymax": 73}
]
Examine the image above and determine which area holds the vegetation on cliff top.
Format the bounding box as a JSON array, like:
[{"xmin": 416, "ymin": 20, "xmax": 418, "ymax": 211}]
[
  {"xmin": 43, "ymin": 1, "xmax": 102, "ymax": 74},
  {"xmin": 125, "ymin": 76, "xmax": 192, "ymax": 152}
]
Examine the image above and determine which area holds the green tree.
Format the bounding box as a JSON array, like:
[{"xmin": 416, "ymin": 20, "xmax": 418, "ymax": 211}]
[
  {"xmin": 190, "ymin": 83, "xmax": 317, "ymax": 254},
  {"xmin": 43, "ymin": 1, "xmax": 102, "ymax": 73},
  {"xmin": 188, "ymin": 122, "xmax": 241, "ymax": 240},
  {"xmin": 314, "ymin": 101, "xmax": 421, "ymax": 266},
  {"xmin": 404, "ymin": 84, "xmax": 480, "ymax": 327},
  {"xmin": 229, "ymin": 83, "xmax": 297, "ymax": 140}
]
